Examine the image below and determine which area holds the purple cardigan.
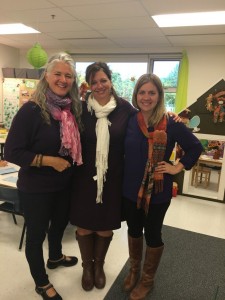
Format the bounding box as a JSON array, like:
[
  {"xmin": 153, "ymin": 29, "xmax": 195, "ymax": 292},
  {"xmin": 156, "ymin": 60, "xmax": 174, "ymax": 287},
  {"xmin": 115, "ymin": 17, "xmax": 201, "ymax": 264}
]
[
  {"xmin": 123, "ymin": 113, "xmax": 203, "ymax": 204},
  {"xmin": 4, "ymin": 101, "xmax": 74, "ymax": 193}
]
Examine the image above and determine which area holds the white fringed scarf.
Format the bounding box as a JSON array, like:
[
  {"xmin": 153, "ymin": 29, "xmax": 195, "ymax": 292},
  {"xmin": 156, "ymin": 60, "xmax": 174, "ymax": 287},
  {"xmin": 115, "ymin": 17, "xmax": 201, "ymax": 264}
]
[{"xmin": 87, "ymin": 94, "xmax": 117, "ymax": 203}]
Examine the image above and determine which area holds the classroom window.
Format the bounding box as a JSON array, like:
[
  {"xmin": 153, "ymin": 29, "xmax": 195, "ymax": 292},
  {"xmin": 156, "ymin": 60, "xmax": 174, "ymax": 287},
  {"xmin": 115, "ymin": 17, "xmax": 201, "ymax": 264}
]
[
  {"xmin": 75, "ymin": 62, "xmax": 147, "ymax": 103},
  {"xmin": 75, "ymin": 56, "xmax": 180, "ymax": 108},
  {"xmin": 152, "ymin": 60, "xmax": 180, "ymax": 112}
]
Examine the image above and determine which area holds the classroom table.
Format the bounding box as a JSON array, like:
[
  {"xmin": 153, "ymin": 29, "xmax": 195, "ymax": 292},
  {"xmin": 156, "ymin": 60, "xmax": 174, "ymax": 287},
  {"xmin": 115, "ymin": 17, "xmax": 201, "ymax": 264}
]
[{"xmin": 0, "ymin": 163, "xmax": 19, "ymax": 188}]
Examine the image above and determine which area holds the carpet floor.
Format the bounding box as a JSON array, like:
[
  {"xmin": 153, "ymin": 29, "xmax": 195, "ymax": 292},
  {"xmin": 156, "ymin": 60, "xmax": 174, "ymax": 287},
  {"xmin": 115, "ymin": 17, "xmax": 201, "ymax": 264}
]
[{"xmin": 104, "ymin": 225, "xmax": 225, "ymax": 300}]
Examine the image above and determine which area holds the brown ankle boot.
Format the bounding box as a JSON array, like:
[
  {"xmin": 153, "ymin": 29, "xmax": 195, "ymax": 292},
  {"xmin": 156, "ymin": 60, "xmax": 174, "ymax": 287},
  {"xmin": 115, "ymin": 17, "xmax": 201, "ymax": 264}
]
[
  {"xmin": 94, "ymin": 234, "xmax": 113, "ymax": 289},
  {"xmin": 129, "ymin": 245, "xmax": 164, "ymax": 300},
  {"xmin": 76, "ymin": 232, "xmax": 95, "ymax": 291},
  {"xmin": 123, "ymin": 235, "xmax": 143, "ymax": 292}
]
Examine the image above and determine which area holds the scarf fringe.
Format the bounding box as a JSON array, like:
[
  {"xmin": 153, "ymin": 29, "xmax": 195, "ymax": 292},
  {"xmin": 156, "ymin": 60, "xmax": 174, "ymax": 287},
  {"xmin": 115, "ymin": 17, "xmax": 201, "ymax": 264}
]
[
  {"xmin": 88, "ymin": 95, "xmax": 117, "ymax": 204},
  {"xmin": 154, "ymin": 180, "xmax": 164, "ymax": 194},
  {"xmin": 61, "ymin": 110, "xmax": 82, "ymax": 165}
]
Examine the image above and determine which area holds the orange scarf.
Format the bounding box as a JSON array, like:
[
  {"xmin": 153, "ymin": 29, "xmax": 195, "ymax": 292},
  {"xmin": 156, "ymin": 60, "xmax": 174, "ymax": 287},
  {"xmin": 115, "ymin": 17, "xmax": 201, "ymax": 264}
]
[{"xmin": 137, "ymin": 112, "xmax": 167, "ymax": 214}]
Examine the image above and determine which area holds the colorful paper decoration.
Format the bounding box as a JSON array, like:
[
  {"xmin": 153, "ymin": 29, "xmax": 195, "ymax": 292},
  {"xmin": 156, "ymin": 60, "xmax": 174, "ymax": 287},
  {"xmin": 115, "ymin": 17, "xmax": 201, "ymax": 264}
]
[
  {"xmin": 26, "ymin": 43, "xmax": 48, "ymax": 69},
  {"xmin": 206, "ymin": 90, "xmax": 225, "ymax": 123}
]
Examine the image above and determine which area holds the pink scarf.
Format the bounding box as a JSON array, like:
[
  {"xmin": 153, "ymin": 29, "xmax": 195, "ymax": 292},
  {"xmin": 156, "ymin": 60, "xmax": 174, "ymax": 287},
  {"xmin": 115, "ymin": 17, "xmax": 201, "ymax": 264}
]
[{"xmin": 46, "ymin": 89, "xmax": 82, "ymax": 165}]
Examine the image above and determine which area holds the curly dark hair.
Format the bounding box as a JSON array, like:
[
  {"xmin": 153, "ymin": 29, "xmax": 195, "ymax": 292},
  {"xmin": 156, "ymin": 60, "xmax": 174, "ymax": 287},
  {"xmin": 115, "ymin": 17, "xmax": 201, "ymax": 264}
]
[{"xmin": 85, "ymin": 62, "xmax": 119, "ymax": 101}]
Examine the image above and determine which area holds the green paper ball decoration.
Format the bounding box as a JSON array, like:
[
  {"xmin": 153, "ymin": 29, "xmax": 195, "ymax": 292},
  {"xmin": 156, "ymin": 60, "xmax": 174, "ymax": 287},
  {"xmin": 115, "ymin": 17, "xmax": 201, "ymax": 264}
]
[{"xmin": 26, "ymin": 43, "xmax": 48, "ymax": 69}]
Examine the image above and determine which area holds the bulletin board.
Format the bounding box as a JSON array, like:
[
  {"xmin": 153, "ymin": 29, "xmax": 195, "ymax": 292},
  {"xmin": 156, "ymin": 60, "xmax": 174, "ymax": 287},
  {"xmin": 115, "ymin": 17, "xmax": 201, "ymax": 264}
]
[{"xmin": 2, "ymin": 78, "xmax": 39, "ymax": 128}]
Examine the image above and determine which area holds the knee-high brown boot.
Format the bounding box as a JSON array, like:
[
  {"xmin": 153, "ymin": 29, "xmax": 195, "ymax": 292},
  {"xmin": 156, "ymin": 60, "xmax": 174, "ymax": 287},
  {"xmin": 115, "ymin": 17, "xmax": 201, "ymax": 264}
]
[
  {"xmin": 123, "ymin": 235, "xmax": 143, "ymax": 292},
  {"xmin": 76, "ymin": 232, "xmax": 95, "ymax": 291},
  {"xmin": 94, "ymin": 234, "xmax": 113, "ymax": 289},
  {"xmin": 129, "ymin": 245, "xmax": 164, "ymax": 300}
]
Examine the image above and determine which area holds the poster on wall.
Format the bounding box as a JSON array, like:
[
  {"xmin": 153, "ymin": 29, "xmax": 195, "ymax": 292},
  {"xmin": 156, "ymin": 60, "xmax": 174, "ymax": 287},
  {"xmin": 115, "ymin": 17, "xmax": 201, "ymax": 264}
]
[{"xmin": 2, "ymin": 78, "xmax": 38, "ymax": 129}]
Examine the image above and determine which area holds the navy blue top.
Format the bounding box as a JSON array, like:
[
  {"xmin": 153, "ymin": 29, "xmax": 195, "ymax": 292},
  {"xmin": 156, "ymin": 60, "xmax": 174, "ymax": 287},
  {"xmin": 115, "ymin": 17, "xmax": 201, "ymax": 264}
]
[
  {"xmin": 4, "ymin": 101, "xmax": 74, "ymax": 193},
  {"xmin": 123, "ymin": 113, "xmax": 203, "ymax": 204}
]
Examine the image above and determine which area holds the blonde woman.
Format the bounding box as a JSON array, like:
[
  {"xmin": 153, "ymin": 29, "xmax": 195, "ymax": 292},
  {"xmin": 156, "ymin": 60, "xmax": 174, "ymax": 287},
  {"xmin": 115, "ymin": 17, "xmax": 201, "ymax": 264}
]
[
  {"xmin": 122, "ymin": 74, "xmax": 203, "ymax": 300},
  {"xmin": 5, "ymin": 53, "xmax": 82, "ymax": 300}
]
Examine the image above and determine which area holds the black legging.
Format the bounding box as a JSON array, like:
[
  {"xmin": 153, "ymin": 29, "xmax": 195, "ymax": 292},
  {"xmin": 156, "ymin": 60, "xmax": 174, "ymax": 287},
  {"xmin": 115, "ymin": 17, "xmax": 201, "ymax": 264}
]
[
  {"xmin": 124, "ymin": 198, "xmax": 171, "ymax": 247},
  {"xmin": 19, "ymin": 189, "xmax": 70, "ymax": 287}
]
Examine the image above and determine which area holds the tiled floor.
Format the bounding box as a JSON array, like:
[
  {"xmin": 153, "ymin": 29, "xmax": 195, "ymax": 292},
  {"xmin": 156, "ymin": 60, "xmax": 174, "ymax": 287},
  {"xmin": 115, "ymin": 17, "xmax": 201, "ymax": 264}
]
[{"xmin": 1, "ymin": 195, "xmax": 225, "ymax": 300}]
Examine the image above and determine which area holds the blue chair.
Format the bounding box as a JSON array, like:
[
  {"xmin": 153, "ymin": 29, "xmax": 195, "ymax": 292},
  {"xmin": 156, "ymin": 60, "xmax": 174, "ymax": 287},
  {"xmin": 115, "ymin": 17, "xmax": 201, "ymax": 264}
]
[{"xmin": 0, "ymin": 186, "xmax": 26, "ymax": 250}]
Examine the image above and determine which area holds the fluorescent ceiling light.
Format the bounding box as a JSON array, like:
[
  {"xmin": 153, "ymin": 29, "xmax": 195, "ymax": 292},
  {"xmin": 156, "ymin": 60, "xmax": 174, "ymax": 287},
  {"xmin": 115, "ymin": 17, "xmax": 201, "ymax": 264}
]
[
  {"xmin": 0, "ymin": 23, "xmax": 40, "ymax": 34},
  {"xmin": 152, "ymin": 11, "xmax": 225, "ymax": 27}
]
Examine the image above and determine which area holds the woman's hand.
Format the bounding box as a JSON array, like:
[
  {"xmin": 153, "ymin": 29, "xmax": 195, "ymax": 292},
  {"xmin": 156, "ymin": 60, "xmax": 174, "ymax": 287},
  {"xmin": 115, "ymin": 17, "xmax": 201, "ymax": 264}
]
[
  {"xmin": 45, "ymin": 156, "xmax": 71, "ymax": 172},
  {"xmin": 0, "ymin": 160, "xmax": 8, "ymax": 167},
  {"xmin": 155, "ymin": 161, "xmax": 184, "ymax": 175},
  {"xmin": 168, "ymin": 111, "xmax": 182, "ymax": 123},
  {"xmin": 32, "ymin": 155, "xmax": 71, "ymax": 172}
]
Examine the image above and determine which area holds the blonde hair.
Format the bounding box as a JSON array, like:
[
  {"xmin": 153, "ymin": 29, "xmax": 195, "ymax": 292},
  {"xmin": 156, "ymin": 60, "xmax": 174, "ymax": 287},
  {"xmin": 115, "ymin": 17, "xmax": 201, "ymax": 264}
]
[
  {"xmin": 132, "ymin": 73, "xmax": 166, "ymax": 126},
  {"xmin": 32, "ymin": 52, "xmax": 82, "ymax": 129}
]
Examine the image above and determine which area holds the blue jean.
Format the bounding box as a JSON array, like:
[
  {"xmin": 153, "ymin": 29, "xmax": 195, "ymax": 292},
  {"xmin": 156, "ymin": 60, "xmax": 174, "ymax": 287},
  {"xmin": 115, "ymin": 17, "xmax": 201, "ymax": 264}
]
[
  {"xmin": 124, "ymin": 198, "xmax": 171, "ymax": 247},
  {"xmin": 19, "ymin": 189, "xmax": 71, "ymax": 286}
]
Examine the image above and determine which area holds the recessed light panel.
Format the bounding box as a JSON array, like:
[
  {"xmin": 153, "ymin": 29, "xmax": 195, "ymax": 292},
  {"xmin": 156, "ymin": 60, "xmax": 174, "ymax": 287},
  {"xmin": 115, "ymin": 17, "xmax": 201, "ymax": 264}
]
[
  {"xmin": 0, "ymin": 23, "xmax": 40, "ymax": 34},
  {"xmin": 152, "ymin": 11, "xmax": 225, "ymax": 27}
]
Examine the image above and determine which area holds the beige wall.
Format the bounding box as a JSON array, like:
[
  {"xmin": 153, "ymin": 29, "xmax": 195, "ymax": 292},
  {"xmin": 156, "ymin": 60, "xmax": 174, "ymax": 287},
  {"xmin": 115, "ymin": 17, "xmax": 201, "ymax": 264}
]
[
  {"xmin": 0, "ymin": 44, "xmax": 20, "ymax": 70},
  {"xmin": 187, "ymin": 46, "xmax": 225, "ymax": 106}
]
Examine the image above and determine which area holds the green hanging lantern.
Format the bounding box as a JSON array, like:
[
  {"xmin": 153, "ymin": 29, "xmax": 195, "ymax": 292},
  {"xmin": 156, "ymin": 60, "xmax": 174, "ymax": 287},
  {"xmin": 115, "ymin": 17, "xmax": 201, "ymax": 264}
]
[{"xmin": 26, "ymin": 43, "xmax": 48, "ymax": 69}]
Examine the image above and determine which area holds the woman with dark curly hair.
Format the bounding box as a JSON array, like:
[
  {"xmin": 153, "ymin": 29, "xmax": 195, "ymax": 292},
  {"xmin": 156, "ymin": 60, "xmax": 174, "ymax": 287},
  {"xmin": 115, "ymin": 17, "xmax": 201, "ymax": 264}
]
[{"xmin": 70, "ymin": 62, "xmax": 136, "ymax": 292}]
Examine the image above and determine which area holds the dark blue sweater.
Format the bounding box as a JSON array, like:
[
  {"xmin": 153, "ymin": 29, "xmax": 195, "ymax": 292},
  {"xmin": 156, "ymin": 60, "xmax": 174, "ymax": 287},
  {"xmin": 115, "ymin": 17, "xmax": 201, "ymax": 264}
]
[
  {"xmin": 123, "ymin": 113, "xmax": 203, "ymax": 204},
  {"xmin": 4, "ymin": 101, "xmax": 74, "ymax": 193}
]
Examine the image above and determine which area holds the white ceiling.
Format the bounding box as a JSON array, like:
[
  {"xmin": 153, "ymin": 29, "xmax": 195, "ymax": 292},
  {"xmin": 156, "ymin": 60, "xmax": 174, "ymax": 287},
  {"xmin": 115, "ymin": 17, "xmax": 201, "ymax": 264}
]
[{"xmin": 1, "ymin": 0, "xmax": 225, "ymax": 54}]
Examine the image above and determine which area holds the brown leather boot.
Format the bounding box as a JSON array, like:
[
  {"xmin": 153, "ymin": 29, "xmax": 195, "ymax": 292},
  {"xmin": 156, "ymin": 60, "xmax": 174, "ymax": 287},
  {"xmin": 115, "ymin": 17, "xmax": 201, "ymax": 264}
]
[
  {"xmin": 76, "ymin": 232, "xmax": 95, "ymax": 291},
  {"xmin": 129, "ymin": 245, "xmax": 164, "ymax": 300},
  {"xmin": 94, "ymin": 234, "xmax": 113, "ymax": 289},
  {"xmin": 123, "ymin": 234, "xmax": 143, "ymax": 292}
]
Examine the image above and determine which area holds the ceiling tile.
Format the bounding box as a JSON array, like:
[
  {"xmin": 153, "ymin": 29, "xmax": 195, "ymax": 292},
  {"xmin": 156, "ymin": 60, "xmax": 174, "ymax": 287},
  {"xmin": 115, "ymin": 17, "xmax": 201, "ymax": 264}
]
[{"xmin": 0, "ymin": 0, "xmax": 225, "ymax": 53}]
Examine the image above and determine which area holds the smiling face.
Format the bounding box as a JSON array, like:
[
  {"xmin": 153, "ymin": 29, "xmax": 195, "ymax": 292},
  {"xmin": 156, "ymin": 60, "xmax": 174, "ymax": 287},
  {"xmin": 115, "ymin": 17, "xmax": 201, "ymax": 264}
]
[
  {"xmin": 89, "ymin": 70, "xmax": 112, "ymax": 105},
  {"xmin": 45, "ymin": 61, "xmax": 74, "ymax": 97},
  {"xmin": 136, "ymin": 81, "xmax": 159, "ymax": 116}
]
